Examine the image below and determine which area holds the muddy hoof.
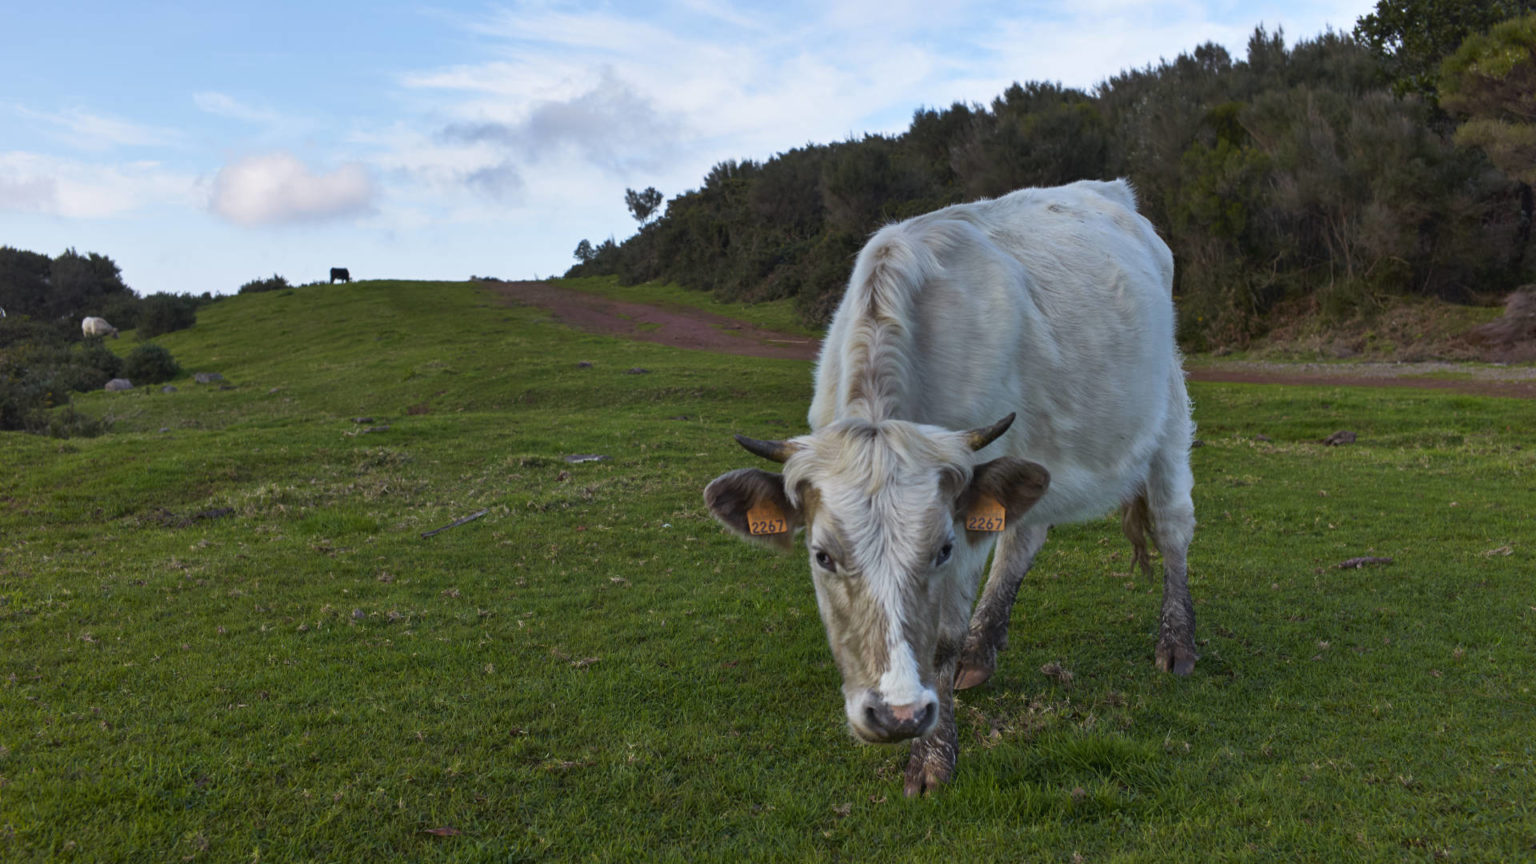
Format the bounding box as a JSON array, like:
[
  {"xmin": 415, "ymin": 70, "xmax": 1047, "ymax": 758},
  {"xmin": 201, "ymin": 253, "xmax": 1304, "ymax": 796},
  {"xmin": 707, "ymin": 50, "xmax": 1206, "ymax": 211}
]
[
  {"xmin": 954, "ymin": 663, "xmax": 993, "ymax": 690},
  {"xmin": 955, "ymin": 640, "xmax": 997, "ymax": 690},
  {"xmin": 902, "ymin": 752, "xmax": 953, "ymax": 797}
]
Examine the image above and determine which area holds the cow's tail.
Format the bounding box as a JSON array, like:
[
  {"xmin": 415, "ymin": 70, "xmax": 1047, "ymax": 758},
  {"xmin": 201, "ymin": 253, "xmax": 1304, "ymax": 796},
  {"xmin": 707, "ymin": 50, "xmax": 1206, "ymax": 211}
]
[{"xmin": 1120, "ymin": 491, "xmax": 1155, "ymax": 580}]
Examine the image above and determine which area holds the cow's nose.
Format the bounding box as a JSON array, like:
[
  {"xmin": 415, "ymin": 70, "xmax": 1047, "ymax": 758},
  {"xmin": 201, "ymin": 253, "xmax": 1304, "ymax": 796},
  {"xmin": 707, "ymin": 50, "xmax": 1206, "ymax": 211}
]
[{"xmin": 861, "ymin": 698, "xmax": 937, "ymax": 742}]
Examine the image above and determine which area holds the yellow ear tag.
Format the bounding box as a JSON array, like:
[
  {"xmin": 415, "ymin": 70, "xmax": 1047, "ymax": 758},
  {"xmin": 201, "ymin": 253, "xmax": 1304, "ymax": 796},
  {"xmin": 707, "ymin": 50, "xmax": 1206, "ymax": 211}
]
[
  {"xmin": 965, "ymin": 494, "xmax": 1006, "ymax": 532},
  {"xmin": 746, "ymin": 502, "xmax": 789, "ymax": 535}
]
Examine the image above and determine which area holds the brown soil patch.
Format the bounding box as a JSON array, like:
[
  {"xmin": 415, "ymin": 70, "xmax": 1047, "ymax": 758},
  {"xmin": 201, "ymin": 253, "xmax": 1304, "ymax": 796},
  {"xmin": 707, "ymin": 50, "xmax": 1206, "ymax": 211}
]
[
  {"xmin": 485, "ymin": 280, "xmax": 1536, "ymax": 399},
  {"xmin": 486, "ymin": 280, "xmax": 818, "ymax": 361}
]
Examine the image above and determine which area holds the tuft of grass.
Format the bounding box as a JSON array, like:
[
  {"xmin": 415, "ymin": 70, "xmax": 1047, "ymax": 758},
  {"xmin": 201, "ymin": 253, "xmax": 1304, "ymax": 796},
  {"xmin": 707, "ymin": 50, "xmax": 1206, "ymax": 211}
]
[{"xmin": 2, "ymin": 278, "xmax": 1533, "ymax": 861}]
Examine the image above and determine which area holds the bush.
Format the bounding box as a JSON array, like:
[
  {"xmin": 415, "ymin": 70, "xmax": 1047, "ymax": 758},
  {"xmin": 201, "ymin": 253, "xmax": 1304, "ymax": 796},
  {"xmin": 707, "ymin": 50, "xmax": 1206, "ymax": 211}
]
[
  {"xmin": 137, "ymin": 293, "xmax": 198, "ymax": 337},
  {"xmin": 239, "ymin": 274, "xmax": 290, "ymax": 295},
  {"xmin": 122, "ymin": 343, "xmax": 180, "ymax": 384},
  {"xmin": 38, "ymin": 404, "xmax": 108, "ymax": 438},
  {"xmin": 75, "ymin": 339, "xmax": 122, "ymax": 376},
  {"xmin": 0, "ymin": 316, "xmax": 72, "ymax": 351},
  {"xmin": 95, "ymin": 291, "xmax": 143, "ymax": 331}
]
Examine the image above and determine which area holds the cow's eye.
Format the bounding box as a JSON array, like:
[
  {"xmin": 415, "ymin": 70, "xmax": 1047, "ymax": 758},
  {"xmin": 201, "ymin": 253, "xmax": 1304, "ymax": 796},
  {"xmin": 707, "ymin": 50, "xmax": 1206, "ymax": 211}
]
[
  {"xmin": 814, "ymin": 550, "xmax": 836, "ymax": 572},
  {"xmin": 935, "ymin": 541, "xmax": 954, "ymax": 566}
]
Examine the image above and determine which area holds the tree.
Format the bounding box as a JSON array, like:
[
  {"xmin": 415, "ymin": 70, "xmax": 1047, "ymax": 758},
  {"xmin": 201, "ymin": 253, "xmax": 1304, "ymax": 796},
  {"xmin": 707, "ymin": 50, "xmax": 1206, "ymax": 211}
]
[
  {"xmin": 1354, "ymin": 0, "xmax": 1536, "ymax": 98},
  {"xmin": 624, "ymin": 187, "xmax": 663, "ymax": 224},
  {"xmin": 1440, "ymin": 12, "xmax": 1536, "ymax": 262},
  {"xmin": 573, "ymin": 239, "xmax": 597, "ymax": 263},
  {"xmin": 1439, "ymin": 12, "xmax": 1536, "ymax": 184},
  {"xmin": 0, "ymin": 246, "xmax": 52, "ymax": 317},
  {"xmin": 49, "ymin": 248, "xmax": 131, "ymax": 319}
]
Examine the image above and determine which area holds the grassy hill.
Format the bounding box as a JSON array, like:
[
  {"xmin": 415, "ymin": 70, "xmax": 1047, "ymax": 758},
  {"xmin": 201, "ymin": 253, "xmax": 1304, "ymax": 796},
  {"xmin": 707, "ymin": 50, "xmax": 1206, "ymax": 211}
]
[{"xmin": 2, "ymin": 280, "xmax": 1533, "ymax": 861}]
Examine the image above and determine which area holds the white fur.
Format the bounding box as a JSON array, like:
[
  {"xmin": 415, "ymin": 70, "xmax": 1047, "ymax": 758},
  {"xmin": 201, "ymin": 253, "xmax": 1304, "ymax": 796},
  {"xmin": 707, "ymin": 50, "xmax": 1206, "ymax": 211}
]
[
  {"xmin": 809, "ymin": 179, "xmax": 1188, "ymax": 527},
  {"xmin": 81, "ymin": 316, "xmax": 118, "ymax": 338},
  {"xmin": 794, "ymin": 180, "xmax": 1192, "ymax": 727}
]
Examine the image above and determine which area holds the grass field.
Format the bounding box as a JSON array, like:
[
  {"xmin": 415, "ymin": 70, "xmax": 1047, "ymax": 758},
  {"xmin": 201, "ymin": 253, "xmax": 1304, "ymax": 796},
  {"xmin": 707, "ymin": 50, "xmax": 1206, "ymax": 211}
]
[{"xmin": 2, "ymin": 279, "xmax": 1533, "ymax": 862}]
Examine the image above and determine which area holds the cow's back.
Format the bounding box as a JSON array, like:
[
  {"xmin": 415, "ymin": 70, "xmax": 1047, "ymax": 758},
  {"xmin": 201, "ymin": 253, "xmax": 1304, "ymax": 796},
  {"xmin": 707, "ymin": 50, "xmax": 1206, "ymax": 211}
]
[{"xmin": 810, "ymin": 179, "xmax": 1185, "ymax": 526}]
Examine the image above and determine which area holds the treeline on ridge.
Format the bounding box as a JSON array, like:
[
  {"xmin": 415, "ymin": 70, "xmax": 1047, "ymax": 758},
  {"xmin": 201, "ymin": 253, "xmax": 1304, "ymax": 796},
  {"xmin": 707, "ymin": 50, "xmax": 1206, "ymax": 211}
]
[{"xmin": 570, "ymin": 6, "xmax": 1536, "ymax": 351}]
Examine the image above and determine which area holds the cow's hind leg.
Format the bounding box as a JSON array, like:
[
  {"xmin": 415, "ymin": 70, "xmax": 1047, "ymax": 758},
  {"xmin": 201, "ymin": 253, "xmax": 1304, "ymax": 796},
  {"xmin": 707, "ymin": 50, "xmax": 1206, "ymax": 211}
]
[
  {"xmin": 955, "ymin": 524, "xmax": 1048, "ymax": 690},
  {"xmin": 1145, "ymin": 438, "xmax": 1198, "ymax": 675}
]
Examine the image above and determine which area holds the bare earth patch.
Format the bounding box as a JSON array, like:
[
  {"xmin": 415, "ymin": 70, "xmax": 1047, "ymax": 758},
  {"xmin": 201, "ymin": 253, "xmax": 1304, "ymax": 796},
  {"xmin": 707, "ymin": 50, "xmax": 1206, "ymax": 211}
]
[
  {"xmin": 488, "ymin": 280, "xmax": 1536, "ymax": 399},
  {"xmin": 486, "ymin": 280, "xmax": 817, "ymax": 361}
]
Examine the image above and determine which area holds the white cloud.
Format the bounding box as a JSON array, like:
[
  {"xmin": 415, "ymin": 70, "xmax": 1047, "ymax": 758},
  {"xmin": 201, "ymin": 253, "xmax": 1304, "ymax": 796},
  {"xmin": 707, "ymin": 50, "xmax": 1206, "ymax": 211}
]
[
  {"xmin": 210, "ymin": 151, "xmax": 376, "ymax": 226},
  {"xmin": 193, "ymin": 91, "xmax": 285, "ymax": 125},
  {"xmin": 440, "ymin": 67, "xmax": 685, "ymax": 174},
  {"xmin": 15, "ymin": 106, "xmax": 180, "ymax": 151},
  {"xmin": 0, "ymin": 151, "xmax": 198, "ymax": 218},
  {"xmin": 0, "ymin": 173, "xmax": 57, "ymax": 212}
]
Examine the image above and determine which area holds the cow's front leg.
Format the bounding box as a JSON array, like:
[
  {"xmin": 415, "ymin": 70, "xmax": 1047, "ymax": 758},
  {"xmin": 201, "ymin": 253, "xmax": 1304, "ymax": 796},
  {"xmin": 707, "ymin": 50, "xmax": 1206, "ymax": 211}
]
[
  {"xmin": 903, "ymin": 654, "xmax": 958, "ymax": 797},
  {"xmin": 957, "ymin": 525, "xmax": 1048, "ymax": 690}
]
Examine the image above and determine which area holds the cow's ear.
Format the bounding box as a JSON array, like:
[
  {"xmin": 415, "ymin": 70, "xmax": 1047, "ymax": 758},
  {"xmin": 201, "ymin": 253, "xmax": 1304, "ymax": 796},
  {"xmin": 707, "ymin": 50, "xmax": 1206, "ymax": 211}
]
[
  {"xmin": 959, "ymin": 457, "xmax": 1049, "ymax": 529},
  {"xmin": 704, "ymin": 468, "xmax": 803, "ymax": 552}
]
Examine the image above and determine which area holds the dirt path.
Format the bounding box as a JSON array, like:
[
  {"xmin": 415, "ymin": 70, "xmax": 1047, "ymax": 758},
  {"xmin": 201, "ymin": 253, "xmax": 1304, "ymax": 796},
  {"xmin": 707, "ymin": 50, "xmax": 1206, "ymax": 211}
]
[
  {"xmin": 488, "ymin": 280, "xmax": 1536, "ymax": 399},
  {"xmin": 487, "ymin": 280, "xmax": 818, "ymax": 360},
  {"xmin": 1185, "ymin": 361, "xmax": 1536, "ymax": 399}
]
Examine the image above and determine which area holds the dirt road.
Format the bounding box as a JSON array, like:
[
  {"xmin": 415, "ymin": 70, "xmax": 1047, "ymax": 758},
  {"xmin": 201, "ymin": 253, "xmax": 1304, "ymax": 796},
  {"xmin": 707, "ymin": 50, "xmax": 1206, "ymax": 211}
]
[{"xmin": 488, "ymin": 280, "xmax": 1536, "ymax": 399}]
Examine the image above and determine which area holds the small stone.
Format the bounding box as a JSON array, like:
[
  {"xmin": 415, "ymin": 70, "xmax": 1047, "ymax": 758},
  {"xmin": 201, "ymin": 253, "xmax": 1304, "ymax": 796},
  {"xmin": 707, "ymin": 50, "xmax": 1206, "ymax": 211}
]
[
  {"xmin": 104, "ymin": 378, "xmax": 133, "ymax": 391},
  {"xmin": 161, "ymin": 385, "xmax": 177, "ymax": 393},
  {"xmin": 1323, "ymin": 430, "xmax": 1357, "ymax": 446},
  {"xmin": 576, "ymin": 361, "xmax": 594, "ymax": 368},
  {"xmin": 564, "ymin": 454, "xmax": 608, "ymax": 463},
  {"xmin": 194, "ymin": 372, "xmax": 224, "ymax": 384},
  {"xmin": 624, "ymin": 367, "xmax": 650, "ymax": 375}
]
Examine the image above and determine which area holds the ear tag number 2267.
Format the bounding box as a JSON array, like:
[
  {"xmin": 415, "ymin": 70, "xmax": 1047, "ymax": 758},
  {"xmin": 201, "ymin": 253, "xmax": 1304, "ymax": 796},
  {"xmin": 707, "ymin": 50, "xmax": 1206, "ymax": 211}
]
[
  {"xmin": 747, "ymin": 502, "xmax": 789, "ymax": 535},
  {"xmin": 966, "ymin": 494, "xmax": 1006, "ymax": 532}
]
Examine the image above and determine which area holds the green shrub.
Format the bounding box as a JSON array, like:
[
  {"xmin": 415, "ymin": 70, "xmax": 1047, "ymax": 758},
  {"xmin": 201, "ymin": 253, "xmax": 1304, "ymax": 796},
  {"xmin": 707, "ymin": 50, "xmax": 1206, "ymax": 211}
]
[
  {"xmin": 122, "ymin": 342, "xmax": 180, "ymax": 384},
  {"xmin": 239, "ymin": 274, "xmax": 290, "ymax": 295},
  {"xmin": 74, "ymin": 340, "xmax": 123, "ymax": 383},
  {"xmin": 0, "ymin": 316, "xmax": 72, "ymax": 350},
  {"xmin": 39, "ymin": 404, "xmax": 108, "ymax": 438},
  {"xmin": 137, "ymin": 293, "xmax": 198, "ymax": 337},
  {"xmin": 94, "ymin": 292, "xmax": 144, "ymax": 332}
]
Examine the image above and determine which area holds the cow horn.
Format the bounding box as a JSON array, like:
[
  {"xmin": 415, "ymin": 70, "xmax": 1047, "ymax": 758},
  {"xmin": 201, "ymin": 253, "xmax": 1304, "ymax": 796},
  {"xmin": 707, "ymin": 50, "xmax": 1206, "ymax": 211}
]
[
  {"xmin": 734, "ymin": 434, "xmax": 798, "ymax": 463},
  {"xmin": 965, "ymin": 413, "xmax": 1016, "ymax": 451}
]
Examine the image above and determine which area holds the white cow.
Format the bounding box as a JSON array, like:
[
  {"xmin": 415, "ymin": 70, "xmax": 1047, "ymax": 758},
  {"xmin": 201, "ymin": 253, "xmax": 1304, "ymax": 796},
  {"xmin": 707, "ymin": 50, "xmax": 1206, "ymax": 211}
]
[
  {"xmin": 705, "ymin": 179, "xmax": 1196, "ymax": 795},
  {"xmin": 82, "ymin": 316, "xmax": 119, "ymax": 339}
]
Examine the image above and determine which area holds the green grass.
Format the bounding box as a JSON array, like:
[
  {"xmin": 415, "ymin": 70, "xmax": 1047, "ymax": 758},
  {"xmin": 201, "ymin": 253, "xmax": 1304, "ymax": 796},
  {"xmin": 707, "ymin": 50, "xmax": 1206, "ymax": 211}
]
[
  {"xmin": 3, "ymin": 279, "xmax": 1534, "ymax": 861},
  {"xmin": 556, "ymin": 275, "xmax": 822, "ymax": 338}
]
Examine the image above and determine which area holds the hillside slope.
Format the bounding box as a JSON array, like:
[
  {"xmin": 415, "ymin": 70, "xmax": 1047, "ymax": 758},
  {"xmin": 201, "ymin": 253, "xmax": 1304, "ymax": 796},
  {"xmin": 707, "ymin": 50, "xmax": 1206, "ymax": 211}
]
[{"xmin": 2, "ymin": 279, "xmax": 1534, "ymax": 861}]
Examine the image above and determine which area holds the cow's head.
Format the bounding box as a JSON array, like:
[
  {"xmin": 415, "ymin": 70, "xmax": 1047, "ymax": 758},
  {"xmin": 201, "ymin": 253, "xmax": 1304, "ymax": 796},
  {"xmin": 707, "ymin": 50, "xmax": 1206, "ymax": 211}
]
[{"xmin": 704, "ymin": 414, "xmax": 1048, "ymax": 744}]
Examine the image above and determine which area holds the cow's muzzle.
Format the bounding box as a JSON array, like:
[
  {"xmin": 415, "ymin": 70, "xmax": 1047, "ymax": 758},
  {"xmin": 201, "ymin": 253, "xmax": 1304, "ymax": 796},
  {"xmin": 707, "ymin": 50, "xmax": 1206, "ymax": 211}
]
[{"xmin": 850, "ymin": 691, "xmax": 939, "ymax": 743}]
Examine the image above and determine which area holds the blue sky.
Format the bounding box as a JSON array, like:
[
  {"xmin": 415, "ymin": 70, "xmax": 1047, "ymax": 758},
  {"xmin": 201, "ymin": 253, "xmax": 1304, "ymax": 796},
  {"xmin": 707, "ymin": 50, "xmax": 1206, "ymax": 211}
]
[{"xmin": 1, "ymin": 0, "xmax": 1378, "ymax": 297}]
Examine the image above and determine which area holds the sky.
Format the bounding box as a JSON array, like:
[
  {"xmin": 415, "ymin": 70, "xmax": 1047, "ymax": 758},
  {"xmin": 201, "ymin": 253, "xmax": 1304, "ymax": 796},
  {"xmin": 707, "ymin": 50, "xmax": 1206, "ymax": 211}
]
[{"xmin": 1, "ymin": 0, "xmax": 1380, "ymax": 297}]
